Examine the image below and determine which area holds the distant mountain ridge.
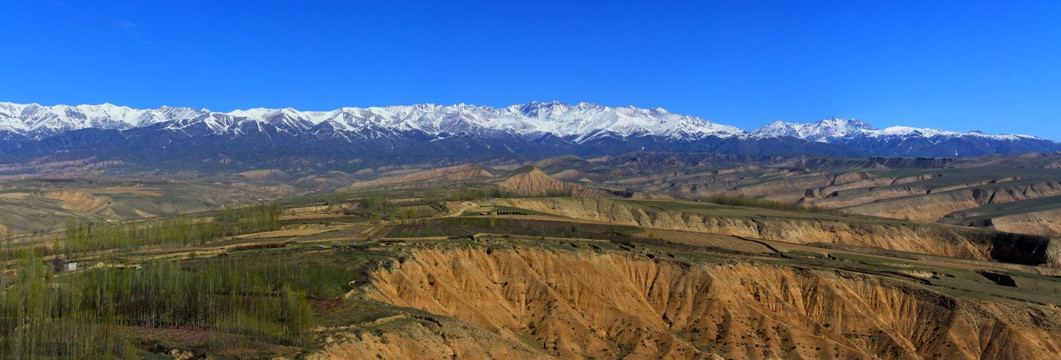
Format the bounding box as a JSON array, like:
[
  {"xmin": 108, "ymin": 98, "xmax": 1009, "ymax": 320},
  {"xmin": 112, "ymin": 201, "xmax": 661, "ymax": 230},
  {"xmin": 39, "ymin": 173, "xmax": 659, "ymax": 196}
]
[
  {"xmin": 0, "ymin": 101, "xmax": 743, "ymax": 144},
  {"xmin": 0, "ymin": 101, "xmax": 1057, "ymax": 162},
  {"xmin": 753, "ymin": 117, "xmax": 1037, "ymax": 142}
]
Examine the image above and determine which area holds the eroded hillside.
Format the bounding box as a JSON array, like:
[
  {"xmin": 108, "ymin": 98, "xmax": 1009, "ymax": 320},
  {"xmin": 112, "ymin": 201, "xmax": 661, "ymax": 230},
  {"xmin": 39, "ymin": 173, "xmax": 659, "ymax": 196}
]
[
  {"xmin": 0, "ymin": 179, "xmax": 268, "ymax": 235},
  {"xmin": 494, "ymin": 197, "xmax": 1060, "ymax": 266},
  {"xmin": 322, "ymin": 247, "xmax": 1061, "ymax": 359},
  {"xmin": 567, "ymin": 153, "xmax": 1061, "ymax": 236}
]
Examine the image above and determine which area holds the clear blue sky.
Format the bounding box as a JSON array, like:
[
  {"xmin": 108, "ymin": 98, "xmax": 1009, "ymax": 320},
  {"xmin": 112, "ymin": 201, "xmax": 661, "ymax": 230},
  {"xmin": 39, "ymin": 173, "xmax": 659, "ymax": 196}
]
[{"xmin": 2, "ymin": 1, "xmax": 1060, "ymax": 140}]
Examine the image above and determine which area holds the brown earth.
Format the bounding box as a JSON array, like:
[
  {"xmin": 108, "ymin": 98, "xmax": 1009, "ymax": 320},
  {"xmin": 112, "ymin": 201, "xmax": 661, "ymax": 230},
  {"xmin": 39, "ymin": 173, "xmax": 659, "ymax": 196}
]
[
  {"xmin": 91, "ymin": 186, "xmax": 164, "ymax": 196},
  {"xmin": 592, "ymin": 153, "xmax": 1061, "ymax": 234},
  {"xmin": 132, "ymin": 209, "xmax": 157, "ymax": 218},
  {"xmin": 343, "ymin": 164, "xmax": 492, "ymax": 191},
  {"xmin": 336, "ymin": 247, "xmax": 1061, "ymax": 359},
  {"xmin": 500, "ymin": 168, "xmax": 610, "ymax": 197},
  {"xmin": 845, "ymin": 181, "xmax": 1061, "ymax": 222},
  {"xmin": 238, "ymin": 169, "xmax": 288, "ymax": 180},
  {"xmin": 809, "ymin": 186, "xmax": 930, "ymax": 209},
  {"xmin": 799, "ymin": 174, "xmax": 942, "ymax": 208},
  {"xmin": 229, "ymin": 182, "xmax": 297, "ymax": 197},
  {"xmin": 44, "ymin": 190, "xmax": 111, "ymax": 214},
  {"xmin": 310, "ymin": 316, "xmax": 549, "ymax": 360},
  {"xmin": 496, "ymin": 198, "xmax": 1059, "ymax": 266},
  {"xmin": 991, "ymin": 208, "xmax": 1061, "ymax": 237},
  {"xmin": 0, "ymin": 181, "xmax": 268, "ymax": 236},
  {"xmin": 550, "ymin": 169, "xmax": 582, "ymax": 181},
  {"xmin": 0, "ymin": 192, "xmax": 30, "ymax": 199},
  {"xmin": 729, "ymin": 174, "xmax": 832, "ymax": 200}
]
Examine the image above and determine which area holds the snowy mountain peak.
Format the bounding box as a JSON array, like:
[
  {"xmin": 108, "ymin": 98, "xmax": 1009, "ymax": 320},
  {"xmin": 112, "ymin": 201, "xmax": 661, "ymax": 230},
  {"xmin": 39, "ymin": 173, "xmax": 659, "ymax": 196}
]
[
  {"xmin": 0, "ymin": 101, "xmax": 743, "ymax": 143},
  {"xmin": 754, "ymin": 117, "xmax": 876, "ymax": 142},
  {"xmin": 0, "ymin": 102, "xmax": 1053, "ymax": 158},
  {"xmin": 818, "ymin": 117, "xmax": 876, "ymax": 130},
  {"xmin": 874, "ymin": 126, "xmax": 1034, "ymax": 141},
  {"xmin": 752, "ymin": 117, "xmax": 1040, "ymax": 144}
]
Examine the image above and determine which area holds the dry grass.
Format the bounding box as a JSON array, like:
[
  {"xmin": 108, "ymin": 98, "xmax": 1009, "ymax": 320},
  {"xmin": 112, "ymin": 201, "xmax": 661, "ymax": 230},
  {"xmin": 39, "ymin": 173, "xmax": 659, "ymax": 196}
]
[
  {"xmin": 644, "ymin": 228, "xmax": 777, "ymax": 254},
  {"xmin": 0, "ymin": 192, "xmax": 31, "ymax": 199},
  {"xmin": 91, "ymin": 186, "xmax": 164, "ymax": 196},
  {"xmin": 133, "ymin": 209, "xmax": 157, "ymax": 218},
  {"xmin": 234, "ymin": 228, "xmax": 335, "ymax": 239},
  {"xmin": 280, "ymin": 213, "xmax": 350, "ymax": 221}
]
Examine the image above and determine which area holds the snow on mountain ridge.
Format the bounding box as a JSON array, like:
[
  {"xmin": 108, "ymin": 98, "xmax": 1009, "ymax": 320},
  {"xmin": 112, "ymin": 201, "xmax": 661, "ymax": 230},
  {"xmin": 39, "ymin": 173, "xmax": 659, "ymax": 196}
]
[
  {"xmin": 874, "ymin": 126, "xmax": 1034, "ymax": 141},
  {"xmin": 224, "ymin": 101, "xmax": 746, "ymax": 141},
  {"xmin": 0, "ymin": 102, "xmax": 1044, "ymax": 144},
  {"xmin": 753, "ymin": 117, "xmax": 1037, "ymax": 142},
  {"xmin": 753, "ymin": 117, "xmax": 877, "ymax": 142}
]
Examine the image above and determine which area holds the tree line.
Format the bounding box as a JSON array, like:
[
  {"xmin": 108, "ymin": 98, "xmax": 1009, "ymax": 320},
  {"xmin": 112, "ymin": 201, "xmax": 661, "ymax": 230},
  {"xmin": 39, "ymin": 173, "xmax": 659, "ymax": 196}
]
[
  {"xmin": 0, "ymin": 248, "xmax": 313, "ymax": 358},
  {"xmin": 62, "ymin": 202, "xmax": 280, "ymax": 254}
]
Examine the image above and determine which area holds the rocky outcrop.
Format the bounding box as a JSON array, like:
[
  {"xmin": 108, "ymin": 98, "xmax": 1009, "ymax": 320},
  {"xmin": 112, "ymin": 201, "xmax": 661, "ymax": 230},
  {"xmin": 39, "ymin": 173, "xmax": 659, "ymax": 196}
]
[{"xmin": 354, "ymin": 248, "xmax": 1061, "ymax": 359}]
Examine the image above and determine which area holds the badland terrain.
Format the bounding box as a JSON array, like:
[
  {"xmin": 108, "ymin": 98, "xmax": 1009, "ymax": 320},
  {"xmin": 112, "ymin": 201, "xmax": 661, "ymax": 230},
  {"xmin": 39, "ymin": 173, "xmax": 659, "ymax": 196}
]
[{"xmin": 0, "ymin": 103, "xmax": 1060, "ymax": 359}]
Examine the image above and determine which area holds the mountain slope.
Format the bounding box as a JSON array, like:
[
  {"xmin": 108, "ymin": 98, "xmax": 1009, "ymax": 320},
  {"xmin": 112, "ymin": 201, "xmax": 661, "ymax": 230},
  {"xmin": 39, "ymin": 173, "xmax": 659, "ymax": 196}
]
[
  {"xmin": 0, "ymin": 102, "xmax": 1057, "ymax": 167},
  {"xmin": 753, "ymin": 117, "xmax": 1057, "ymax": 157},
  {"xmin": 0, "ymin": 101, "xmax": 744, "ymax": 143}
]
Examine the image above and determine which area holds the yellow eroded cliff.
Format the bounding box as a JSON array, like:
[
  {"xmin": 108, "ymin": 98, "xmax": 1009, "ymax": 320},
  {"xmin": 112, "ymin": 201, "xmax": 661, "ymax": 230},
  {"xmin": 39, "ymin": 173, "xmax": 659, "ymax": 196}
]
[{"xmin": 320, "ymin": 247, "xmax": 1061, "ymax": 359}]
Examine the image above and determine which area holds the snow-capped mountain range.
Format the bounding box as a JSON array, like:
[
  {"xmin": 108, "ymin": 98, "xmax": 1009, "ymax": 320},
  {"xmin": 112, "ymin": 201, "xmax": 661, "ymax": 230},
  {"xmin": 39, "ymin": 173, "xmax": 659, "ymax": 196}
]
[
  {"xmin": 752, "ymin": 117, "xmax": 1036, "ymax": 143},
  {"xmin": 0, "ymin": 101, "xmax": 1057, "ymax": 160},
  {"xmin": 0, "ymin": 101, "xmax": 743, "ymax": 143}
]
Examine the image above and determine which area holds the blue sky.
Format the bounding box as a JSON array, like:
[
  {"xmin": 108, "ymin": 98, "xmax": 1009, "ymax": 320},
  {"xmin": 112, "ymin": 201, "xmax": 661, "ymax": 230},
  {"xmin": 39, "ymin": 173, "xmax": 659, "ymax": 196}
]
[{"xmin": 2, "ymin": 1, "xmax": 1060, "ymax": 140}]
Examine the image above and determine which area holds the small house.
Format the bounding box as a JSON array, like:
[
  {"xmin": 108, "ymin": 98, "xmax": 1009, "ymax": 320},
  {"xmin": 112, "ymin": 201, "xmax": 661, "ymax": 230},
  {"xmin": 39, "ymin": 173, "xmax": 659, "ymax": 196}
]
[{"xmin": 51, "ymin": 258, "xmax": 79, "ymax": 273}]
